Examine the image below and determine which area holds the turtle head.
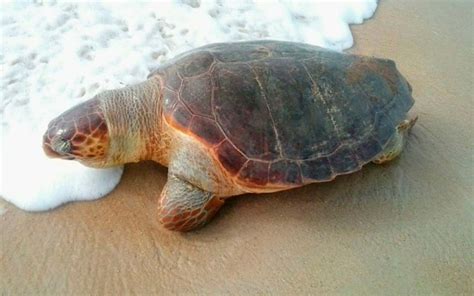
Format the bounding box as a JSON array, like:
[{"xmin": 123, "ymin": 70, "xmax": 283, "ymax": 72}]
[{"xmin": 43, "ymin": 98, "xmax": 111, "ymax": 168}]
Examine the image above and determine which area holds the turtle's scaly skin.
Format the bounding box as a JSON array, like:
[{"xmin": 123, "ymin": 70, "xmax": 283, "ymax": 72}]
[{"xmin": 43, "ymin": 41, "xmax": 416, "ymax": 231}]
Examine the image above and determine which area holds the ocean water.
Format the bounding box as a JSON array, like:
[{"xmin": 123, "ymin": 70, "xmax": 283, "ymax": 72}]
[{"xmin": 0, "ymin": 0, "xmax": 378, "ymax": 211}]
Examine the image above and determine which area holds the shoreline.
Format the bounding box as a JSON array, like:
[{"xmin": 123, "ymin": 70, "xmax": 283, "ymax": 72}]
[{"xmin": 1, "ymin": 1, "xmax": 472, "ymax": 294}]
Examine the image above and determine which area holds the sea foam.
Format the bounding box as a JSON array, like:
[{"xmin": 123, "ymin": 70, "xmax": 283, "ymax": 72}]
[{"xmin": 0, "ymin": 0, "xmax": 377, "ymax": 211}]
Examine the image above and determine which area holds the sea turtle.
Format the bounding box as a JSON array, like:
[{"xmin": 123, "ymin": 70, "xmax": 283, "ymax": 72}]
[{"xmin": 43, "ymin": 40, "xmax": 417, "ymax": 231}]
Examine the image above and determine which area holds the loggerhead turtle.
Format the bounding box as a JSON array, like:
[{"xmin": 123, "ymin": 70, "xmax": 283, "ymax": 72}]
[{"xmin": 43, "ymin": 40, "xmax": 417, "ymax": 231}]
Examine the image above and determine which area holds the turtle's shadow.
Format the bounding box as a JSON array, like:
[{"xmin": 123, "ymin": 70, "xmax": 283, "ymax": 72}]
[{"xmin": 186, "ymin": 133, "xmax": 431, "ymax": 240}]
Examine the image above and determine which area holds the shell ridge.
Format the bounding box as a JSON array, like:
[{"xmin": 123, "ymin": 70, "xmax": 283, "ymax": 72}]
[
  {"xmin": 248, "ymin": 63, "xmax": 284, "ymax": 159},
  {"xmin": 209, "ymin": 65, "xmax": 249, "ymax": 160},
  {"xmin": 212, "ymin": 62, "xmax": 279, "ymax": 160},
  {"xmin": 300, "ymin": 61, "xmax": 343, "ymax": 151}
]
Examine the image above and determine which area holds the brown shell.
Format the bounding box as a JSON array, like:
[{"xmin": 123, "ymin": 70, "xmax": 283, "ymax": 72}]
[{"xmin": 148, "ymin": 40, "xmax": 414, "ymax": 187}]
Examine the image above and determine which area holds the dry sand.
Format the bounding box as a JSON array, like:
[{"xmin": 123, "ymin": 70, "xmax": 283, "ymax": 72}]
[{"xmin": 1, "ymin": 1, "xmax": 472, "ymax": 294}]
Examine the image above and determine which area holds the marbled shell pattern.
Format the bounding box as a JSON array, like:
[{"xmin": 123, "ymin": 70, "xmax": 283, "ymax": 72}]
[{"xmin": 149, "ymin": 41, "xmax": 414, "ymax": 187}]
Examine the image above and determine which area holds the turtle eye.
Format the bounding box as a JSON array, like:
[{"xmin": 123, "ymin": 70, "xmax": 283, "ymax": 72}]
[{"xmin": 51, "ymin": 134, "xmax": 72, "ymax": 155}]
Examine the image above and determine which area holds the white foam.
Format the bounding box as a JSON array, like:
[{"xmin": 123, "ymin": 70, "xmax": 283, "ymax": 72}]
[{"xmin": 0, "ymin": 0, "xmax": 377, "ymax": 211}]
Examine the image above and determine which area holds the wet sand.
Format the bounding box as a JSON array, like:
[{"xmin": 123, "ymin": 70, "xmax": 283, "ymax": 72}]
[{"xmin": 1, "ymin": 1, "xmax": 472, "ymax": 294}]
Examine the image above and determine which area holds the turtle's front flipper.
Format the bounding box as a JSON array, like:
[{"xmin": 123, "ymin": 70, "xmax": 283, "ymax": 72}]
[
  {"xmin": 372, "ymin": 115, "xmax": 418, "ymax": 164},
  {"xmin": 157, "ymin": 174, "xmax": 225, "ymax": 231}
]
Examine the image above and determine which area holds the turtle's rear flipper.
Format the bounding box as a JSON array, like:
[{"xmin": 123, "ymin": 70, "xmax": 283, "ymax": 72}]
[
  {"xmin": 372, "ymin": 115, "xmax": 418, "ymax": 164},
  {"xmin": 157, "ymin": 173, "xmax": 224, "ymax": 232},
  {"xmin": 398, "ymin": 114, "xmax": 418, "ymax": 132}
]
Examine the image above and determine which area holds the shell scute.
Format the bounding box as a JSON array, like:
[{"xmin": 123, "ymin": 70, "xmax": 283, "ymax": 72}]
[
  {"xmin": 211, "ymin": 43, "xmax": 271, "ymax": 62},
  {"xmin": 180, "ymin": 75, "xmax": 213, "ymax": 117},
  {"xmin": 189, "ymin": 117, "xmax": 224, "ymax": 145},
  {"xmin": 238, "ymin": 160, "xmax": 269, "ymax": 186},
  {"xmin": 215, "ymin": 140, "xmax": 247, "ymax": 176},
  {"xmin": 347, "ymin": 58, "xmax": 400, "ymax": 95},
  {"xmin": 178, "ymin": 51, "xmax": 214, "ymax": 77},
  {"xmin": 172, "ymin": 102, "xmax": 193, "ymax": 129},
  {"xmin": 300, "ymin": 158, "xmax": 333, "ymax": 182},
  {"xmin": 267, "ymin": 41, "xmax": 329, "ymax": 59},
  {"xmin": 328, "ymin": 147, "xmax": 360, "ymax": 174},
  {"xmin": 269, "ymin": 160, "xmax": 302, "ymax": 185},
  {"xmin": 354, "ymin": 136, "xmax": 384, "ymax": 162},
  {"xmin": 161, "ymin": 68, "xmax": 182, "ymax": 90},
  {"xmin": 374, "ymin": 112, "xmax": 395, "ymax": 146},
  {"xmin": 162, "ymin": 88, "xmax": 178, "ymax": 111}
]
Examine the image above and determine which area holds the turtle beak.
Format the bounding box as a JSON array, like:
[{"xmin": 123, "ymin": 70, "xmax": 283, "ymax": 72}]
[
  {"xmin": 43, "ymin": 132, "xmax": 58, "ymax": 158},
  {"xmin": 43, "ymin": 141, "xmax": 58, "ymax": 158}
]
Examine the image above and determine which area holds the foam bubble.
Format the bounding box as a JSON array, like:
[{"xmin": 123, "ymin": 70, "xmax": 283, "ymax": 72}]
[
  {"xmin": 0, "ymin": 124, "xmax": 123, "ymax": 211},
  {"xmin": 0, "ymin": 0, "xmax": 377, "ymax": 211}
]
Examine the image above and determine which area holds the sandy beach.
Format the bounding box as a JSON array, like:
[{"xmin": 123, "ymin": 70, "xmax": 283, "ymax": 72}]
[{"xmin": 1, "ymin": 0, "xmax": 472, "ymax": 294}]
